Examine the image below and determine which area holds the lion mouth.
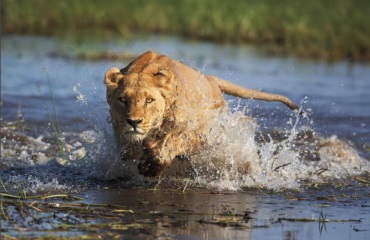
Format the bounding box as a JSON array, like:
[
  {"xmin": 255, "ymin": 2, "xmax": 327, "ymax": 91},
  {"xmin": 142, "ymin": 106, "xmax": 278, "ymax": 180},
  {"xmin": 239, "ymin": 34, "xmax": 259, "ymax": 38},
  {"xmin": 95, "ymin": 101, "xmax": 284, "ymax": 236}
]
[
  {"xmin": 122, "ymin": 128, "xmax": 145, "ymax": 142},
  {"xmin": 125, "ymin": 126, "xmax": 146, "ymax": 136},
  {"xmin": 127, "ymin": 128, "xmax": 144, "ymax": 134}
]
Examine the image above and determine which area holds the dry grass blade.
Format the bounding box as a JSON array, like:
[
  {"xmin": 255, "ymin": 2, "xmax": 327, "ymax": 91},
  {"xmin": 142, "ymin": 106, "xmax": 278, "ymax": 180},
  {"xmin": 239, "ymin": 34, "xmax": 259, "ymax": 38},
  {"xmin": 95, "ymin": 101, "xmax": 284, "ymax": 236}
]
[
  {"xmin": 111, "ymin": 209, "xmax": 135, "ymax": 213},
  {"xmin": 39, "ymin": 194, "xmax": 83, "ymax": 201},
  {"xmin": 353, "ymin": 176, "xmax": 370, "ymax": 184},
  {"xmin": 278, "ymin": 217, "xmax": 361, "ymax": 223},
  {"xmin": 0, "ymin": 192, "xmax": 82, "ymax": 201}
]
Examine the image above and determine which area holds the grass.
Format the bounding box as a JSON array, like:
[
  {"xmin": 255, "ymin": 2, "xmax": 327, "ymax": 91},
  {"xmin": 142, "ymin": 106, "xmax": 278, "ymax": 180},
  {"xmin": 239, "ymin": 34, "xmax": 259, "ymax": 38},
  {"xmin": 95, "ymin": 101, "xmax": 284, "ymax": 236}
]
[
  {"xmin": 2, "ymin": 0, "xmax": 370, "ymax": 61},
  {"xmin": 37, "ymin": 70, "xmax": 66, "ymax": 158}
]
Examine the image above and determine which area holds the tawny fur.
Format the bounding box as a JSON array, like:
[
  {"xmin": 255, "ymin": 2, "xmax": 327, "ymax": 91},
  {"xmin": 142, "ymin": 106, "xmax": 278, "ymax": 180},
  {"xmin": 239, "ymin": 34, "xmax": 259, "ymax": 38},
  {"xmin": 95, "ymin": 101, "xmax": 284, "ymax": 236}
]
[{"xmin": 104, "ymin": 51, "xmax": 298, "ymax": 177}]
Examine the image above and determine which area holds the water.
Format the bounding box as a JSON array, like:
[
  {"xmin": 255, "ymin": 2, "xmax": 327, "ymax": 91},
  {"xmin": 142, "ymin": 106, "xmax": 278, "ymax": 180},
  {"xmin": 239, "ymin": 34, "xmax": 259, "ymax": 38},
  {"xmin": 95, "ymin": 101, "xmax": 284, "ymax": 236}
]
[{"xmin": 1, "ymin": 35, "xmax": 369, "ymax": 239}]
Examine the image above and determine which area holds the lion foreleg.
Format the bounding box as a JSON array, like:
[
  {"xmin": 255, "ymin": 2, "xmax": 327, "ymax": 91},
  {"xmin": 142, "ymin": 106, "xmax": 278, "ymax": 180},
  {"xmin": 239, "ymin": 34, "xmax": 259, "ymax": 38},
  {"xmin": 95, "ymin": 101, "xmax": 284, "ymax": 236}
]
[{"xmin": 138, "ymin": 131, "xmax": 204, "ymax": 176}]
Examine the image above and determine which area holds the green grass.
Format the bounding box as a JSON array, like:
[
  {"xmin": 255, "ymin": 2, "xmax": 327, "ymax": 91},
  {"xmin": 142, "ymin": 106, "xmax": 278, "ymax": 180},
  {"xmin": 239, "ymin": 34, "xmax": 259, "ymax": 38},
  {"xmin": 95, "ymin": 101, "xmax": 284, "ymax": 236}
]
[{"xmin": 2, "ymin": 0, "xmax": 370, "ymax": 61}]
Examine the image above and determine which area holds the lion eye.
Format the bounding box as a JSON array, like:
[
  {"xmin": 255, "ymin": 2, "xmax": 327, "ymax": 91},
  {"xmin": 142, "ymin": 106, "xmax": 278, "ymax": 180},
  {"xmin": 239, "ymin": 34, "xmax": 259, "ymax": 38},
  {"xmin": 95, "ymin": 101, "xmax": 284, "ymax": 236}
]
[
  {"xmin": 146, "ymin": 98, "xmax": 155, "ymax": 104},
  {"xmin": 154, "ymin": 69, "xmax": 168, "ymax": 77},
  {"xmin": 118, "ymin": 97, "xmax": 128, "ymax": 104},
  {"xmin": 154, "ymin": 72, "xmax": 164, "ymax": 77}
]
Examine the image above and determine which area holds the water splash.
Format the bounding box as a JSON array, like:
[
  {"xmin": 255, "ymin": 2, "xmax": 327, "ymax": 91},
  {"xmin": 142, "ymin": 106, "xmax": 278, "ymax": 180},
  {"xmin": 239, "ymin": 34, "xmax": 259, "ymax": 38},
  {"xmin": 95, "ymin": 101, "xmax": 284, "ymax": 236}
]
[
  {"xmin": 73, "ymin": 84, "xmax": 88, "ymax": 104},
  {"xmin": 182, "ymin": 108, "xmax": 369, "ymax": 190}
]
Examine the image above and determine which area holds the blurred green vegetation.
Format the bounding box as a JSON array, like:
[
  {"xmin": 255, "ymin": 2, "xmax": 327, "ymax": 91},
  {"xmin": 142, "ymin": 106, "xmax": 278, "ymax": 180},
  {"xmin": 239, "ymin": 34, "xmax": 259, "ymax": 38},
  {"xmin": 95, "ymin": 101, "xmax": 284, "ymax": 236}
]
[{"xmin": 2, "ymin": 0, "xmax": 370, "ymax": 61}]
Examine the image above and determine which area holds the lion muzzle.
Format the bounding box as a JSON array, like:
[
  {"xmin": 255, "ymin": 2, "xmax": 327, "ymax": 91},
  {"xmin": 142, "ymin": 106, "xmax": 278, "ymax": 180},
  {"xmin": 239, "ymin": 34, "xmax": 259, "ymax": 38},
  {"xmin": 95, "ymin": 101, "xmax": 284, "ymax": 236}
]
[{"xmin": 126, "ymin": 118, "xmax": 143, "ymax": 129}]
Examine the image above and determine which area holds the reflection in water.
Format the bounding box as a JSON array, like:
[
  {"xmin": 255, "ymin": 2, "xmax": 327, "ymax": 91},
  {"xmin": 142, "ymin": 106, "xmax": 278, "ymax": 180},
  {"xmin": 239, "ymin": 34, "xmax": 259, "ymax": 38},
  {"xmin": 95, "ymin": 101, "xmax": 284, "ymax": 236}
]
[{"xmin": 85, "ymin": 189, "xmax": 258, "ymax": 239}]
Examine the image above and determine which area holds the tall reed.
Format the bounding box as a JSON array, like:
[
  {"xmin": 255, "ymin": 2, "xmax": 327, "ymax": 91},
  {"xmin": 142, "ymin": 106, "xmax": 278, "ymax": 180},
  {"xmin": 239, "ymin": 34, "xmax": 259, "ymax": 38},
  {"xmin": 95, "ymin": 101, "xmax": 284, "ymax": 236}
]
[{"xmin": 37, "ymin": 71, "xmax": 65, "ymax": 156}]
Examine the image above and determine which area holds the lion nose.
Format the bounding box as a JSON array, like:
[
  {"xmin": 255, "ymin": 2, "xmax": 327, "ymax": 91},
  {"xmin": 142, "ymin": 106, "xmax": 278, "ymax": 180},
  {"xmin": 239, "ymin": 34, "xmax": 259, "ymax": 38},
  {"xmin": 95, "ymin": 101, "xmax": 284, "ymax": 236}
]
[{"xmin": 126, "ymin": 118, "xmax": 143, "ymax": 128}]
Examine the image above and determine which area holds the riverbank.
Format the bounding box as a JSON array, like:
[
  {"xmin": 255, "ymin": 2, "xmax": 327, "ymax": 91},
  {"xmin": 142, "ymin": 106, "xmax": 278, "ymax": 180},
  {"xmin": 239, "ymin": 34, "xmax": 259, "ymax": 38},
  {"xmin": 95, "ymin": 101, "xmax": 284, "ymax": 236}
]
[{"xmin": 2, "ymin": 0, "xmax": 370, "ymax": 61}]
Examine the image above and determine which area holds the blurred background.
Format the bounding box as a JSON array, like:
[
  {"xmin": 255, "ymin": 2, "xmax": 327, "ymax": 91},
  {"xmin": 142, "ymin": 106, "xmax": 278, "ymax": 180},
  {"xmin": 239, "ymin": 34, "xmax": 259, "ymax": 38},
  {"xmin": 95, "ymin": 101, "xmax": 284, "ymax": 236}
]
[{"xmin": 2, "ymin": 0, "xmax": 370, "ymax": 61}]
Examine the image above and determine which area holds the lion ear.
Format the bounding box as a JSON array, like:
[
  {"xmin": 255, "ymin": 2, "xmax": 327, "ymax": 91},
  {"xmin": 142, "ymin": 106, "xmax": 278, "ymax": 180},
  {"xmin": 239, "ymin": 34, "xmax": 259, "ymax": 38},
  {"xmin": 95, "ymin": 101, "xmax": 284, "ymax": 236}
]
[
  {"xmin": 154, "ymin": 68, "xmax": 174, "ymax": 89},
  {"xmin": 104, "ymin": 67, "xmax": 121, "ymax": 91}
]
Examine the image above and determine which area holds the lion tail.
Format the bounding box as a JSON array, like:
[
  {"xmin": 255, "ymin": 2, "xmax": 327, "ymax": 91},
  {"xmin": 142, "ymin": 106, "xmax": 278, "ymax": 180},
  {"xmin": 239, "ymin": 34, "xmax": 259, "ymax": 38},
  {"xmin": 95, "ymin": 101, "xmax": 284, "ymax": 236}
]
[{"xmin": 210, "ymin": 76, "xmax": 299, "ymax": 111}]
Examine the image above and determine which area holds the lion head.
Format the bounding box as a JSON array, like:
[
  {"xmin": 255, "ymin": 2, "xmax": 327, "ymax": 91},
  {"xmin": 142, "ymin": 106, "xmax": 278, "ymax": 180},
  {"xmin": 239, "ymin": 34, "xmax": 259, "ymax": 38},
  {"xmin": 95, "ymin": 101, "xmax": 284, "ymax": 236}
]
[{"xmin": 104, "ymin": 52, "xmax": 176, "ymax": 142}]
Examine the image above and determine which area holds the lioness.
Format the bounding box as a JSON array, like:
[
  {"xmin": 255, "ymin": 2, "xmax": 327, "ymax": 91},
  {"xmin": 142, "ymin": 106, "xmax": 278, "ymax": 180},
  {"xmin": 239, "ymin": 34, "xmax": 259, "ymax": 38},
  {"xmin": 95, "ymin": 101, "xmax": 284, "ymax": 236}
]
[{"xmin": 104, "ymin": 51, "xmax": 298, "ymax": 177}]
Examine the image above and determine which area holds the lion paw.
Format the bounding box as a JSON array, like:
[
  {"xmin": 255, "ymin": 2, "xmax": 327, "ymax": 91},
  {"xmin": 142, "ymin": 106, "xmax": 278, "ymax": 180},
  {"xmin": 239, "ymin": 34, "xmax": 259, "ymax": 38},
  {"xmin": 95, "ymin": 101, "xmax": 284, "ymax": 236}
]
[{"xmin": 138, "ymin": 156, "xmax": 166, "ymax": 177}]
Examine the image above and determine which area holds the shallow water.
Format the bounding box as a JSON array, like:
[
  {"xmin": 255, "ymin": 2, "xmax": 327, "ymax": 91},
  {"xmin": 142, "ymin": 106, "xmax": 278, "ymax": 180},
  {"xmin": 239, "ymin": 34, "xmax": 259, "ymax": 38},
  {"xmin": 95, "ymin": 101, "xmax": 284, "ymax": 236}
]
[
  {"xmin": 1, "ymin": 188, "xmax": 369, "ymax": 239},
  {"xmin": 1, "ymin": 35, "xmax": 370, "ymax": 239}
]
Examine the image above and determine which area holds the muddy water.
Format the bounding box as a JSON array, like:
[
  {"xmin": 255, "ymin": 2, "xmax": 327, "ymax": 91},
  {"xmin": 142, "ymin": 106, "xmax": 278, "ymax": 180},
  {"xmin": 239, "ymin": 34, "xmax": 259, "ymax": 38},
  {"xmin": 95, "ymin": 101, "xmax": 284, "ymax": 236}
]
[{"xmin": 1, "ymin": 36, "xmax": 369, "ymax": 239}]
